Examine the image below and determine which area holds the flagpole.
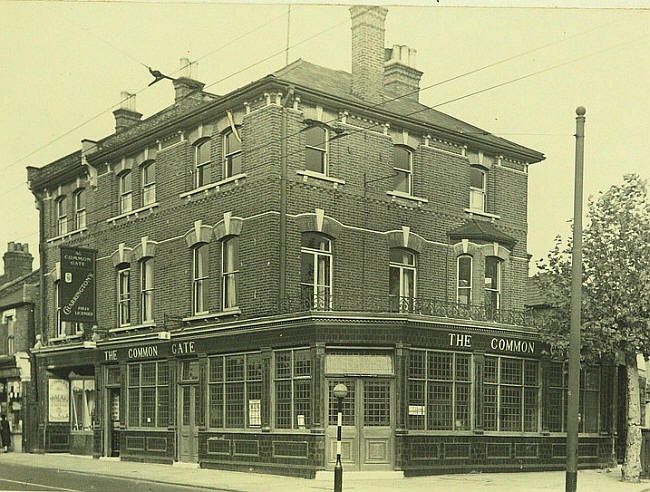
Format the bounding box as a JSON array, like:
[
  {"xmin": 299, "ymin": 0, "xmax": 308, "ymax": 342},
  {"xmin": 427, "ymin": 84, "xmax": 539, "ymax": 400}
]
[{"xmin": 285, "ymin": 5, "xmax": 291, "ymax": 66}]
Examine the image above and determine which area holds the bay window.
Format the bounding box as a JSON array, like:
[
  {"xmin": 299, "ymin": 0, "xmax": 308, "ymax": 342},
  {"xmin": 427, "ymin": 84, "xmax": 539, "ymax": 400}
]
[
  {"xmin": 484, "ymin": 256, "xmax": 502, "ymax": 313},
  {"xmin": 457, "ymin": 255, "xmax": 472, "ymax": 306}
]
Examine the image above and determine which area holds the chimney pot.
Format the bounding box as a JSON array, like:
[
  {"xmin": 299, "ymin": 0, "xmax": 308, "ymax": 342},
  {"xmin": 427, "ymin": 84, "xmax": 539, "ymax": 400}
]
[
  {"xmin": 113, "ymin": 91, "xmax": 142, "ymax": 133},
  {"xmin": 2, "ymin": 241, "xmax": 33, "ymax": 283},
  {"xmin": 173, "ymin": 58, "xmax": 205, "ymax": 103},
  {"xmin": 384, "ymin": 43, "xmax": 423, "ymax": 102}
]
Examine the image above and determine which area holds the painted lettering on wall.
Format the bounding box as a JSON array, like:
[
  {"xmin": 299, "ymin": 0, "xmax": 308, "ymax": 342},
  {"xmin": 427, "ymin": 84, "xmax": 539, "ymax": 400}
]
[
  {"xmin": 104, "ymin": 350, "xmax": 117, "ymax": 361},
  {"xmin": 128, "ymin": 345, "xmax": 159, "ymax": 359},
  {"xmin": 171, "ymin": 341, "xmax": 195, "ymax": 355},
  {"xmin": 449, "ymin": 333, "xmax": 472, "ymax": 348},
  {"xmin": 490, "ymin": 337, "xmax": 535, "ymax": 354}
]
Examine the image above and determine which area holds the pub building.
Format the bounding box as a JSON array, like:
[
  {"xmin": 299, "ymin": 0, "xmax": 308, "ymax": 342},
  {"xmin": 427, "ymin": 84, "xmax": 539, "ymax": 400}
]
[{"xmin": 26, "ymin": 5, "xmax": 616, "ymax": 476}]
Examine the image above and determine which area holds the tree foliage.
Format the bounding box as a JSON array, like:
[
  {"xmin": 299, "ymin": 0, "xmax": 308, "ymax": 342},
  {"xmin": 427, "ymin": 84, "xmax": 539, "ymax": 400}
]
[{"xmin": 535, "ymin": 174, "xmax": 650, "ymax": 362}]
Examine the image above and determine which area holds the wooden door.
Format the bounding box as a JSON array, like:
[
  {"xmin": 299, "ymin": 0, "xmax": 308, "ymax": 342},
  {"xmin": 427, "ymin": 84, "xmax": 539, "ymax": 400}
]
[{"xmin": 178, "ymin": 384, "xmax": 199, "ymax": 462}]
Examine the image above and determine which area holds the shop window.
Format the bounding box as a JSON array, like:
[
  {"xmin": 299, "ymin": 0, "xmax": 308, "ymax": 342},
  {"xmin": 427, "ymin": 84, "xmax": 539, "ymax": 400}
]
[
  {"xmin": 457, "ymin": 255, "xmax": 472, "ymax": 306},
  {"xmin": 392, "ymin": 145, "xmax": 413, "ymax": 195},
  {"xmin": 223, "ymin": 129, "xmax": 242, "ymax": 179},
  {"xmin": 118, "ymin": 171, "xmax": 133, "ymax": 214},
  {"xmin": 192, "ymin": 244, "xmax": 209, "ymax": 315},
  {"xmin": 194, "ymin": 139, "xmax": 211, "ymax": 188},
  {"xmin": 56, "ymin": 196, "xmax": 68, "ymax": 236},
  {"xmin": 141, "ymin": 161, "xmax": 156, "ymax": 206},
  {"xmin": 407, "ymin": 350, "xmax": 471, "ymax": 431},
  {"xmin": 208, "ymin": 352, "xmax": 262, "ymax": 429},
  {"xmin": 484, "ymin": 256, "xmax": 502, "ymax": 313},
  {"xmin": 469, "ymin": 166, "xmax": 487, "ymax": 212},
  {"xmin": 117, "ymin": 266, "xmax": 131, "ymax": 326},
  {"xmin": 548, "ymin": 362, "xmax": 601, "ymax": 433},
  {"xmin": 71, "ymin": 378, "xmax": 96, "ymax": 432},
  {"xmin": 73, "ymin": 189, "xmax": 86, "ymax": 230},
  {"xmin": 221, "ymin": 236, "xmax": 239, "ymax": 310},
  {"xmin": 300, "ymin": 233, "xmax": 332, "ymax": 309},
  {"xmin": 275, "ymin": 349, "xmax": 312, "ymax": 429},
  {"xmin": 304, "ymin": 126, "xmax": 328, "ymax": 175},
  {"xmin": 389, "ymin": 248, "xmax": 416, "ymax": 312},
  {"xmin": 127, "ymin": 361, "xmax": 169, "ymax": 428},
  {"xmin": 140, "ymin": 258, "xmax": 154, "ymax": 323},
  {"xmin": 483, "ymin": 356, "xmax": 539, "ymax": 432}
]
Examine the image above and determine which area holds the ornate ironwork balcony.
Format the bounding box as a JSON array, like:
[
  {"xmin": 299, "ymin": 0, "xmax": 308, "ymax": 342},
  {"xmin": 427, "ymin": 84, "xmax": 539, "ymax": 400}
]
[{"xmin": 277, "ymin": 294, "xmax": 544, "ymax": 329}]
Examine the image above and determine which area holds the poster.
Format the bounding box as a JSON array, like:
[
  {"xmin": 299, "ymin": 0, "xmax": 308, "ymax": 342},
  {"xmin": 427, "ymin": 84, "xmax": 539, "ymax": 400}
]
[
  {"xmin": 48, "ymin": 379, "xmax": 70, "ymax": 423},
  {"xmin": 248, "ymin": 399, "xmax": 261, "ymax": 427}
]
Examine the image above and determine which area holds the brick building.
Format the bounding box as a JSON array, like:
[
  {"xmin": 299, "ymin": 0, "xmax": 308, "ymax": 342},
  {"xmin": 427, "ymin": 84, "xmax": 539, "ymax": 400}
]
[
  {"xmin": 26, "ymin": 6, "xmax": 616, "ymax": 475},
  {"xmin": 0, "ymin": 242, "xmax": 39, "ymax": 453}
]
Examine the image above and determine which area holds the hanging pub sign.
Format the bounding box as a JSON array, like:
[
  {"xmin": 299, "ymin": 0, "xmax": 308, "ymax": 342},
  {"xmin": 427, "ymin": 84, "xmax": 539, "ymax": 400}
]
[{"xmin": 59, "ymin": 246, "xmax": 97, "ymax": 323}]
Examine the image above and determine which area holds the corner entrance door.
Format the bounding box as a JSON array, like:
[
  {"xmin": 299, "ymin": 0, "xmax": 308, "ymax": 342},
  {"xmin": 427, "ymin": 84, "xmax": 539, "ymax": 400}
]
[
  {"xmin": 178, "ymin": 384, "xmax": 199, "ymax": 462},
  {"xmin": 326, "ymin": 378, "xmax": 394, "ymax": 470}
]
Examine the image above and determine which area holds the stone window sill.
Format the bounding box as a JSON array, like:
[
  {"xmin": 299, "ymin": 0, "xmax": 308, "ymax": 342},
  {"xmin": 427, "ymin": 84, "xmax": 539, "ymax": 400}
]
[
  {"xmin": 49, "ymin": 334, "xmax": 83, "ymax": 343},
  {"xmin": 180, "ymin": 173, "xmax": 247, "ymax": 199},
  {"xmin": 182, "ymin": 308, "xmax": 241, "ymax": 323},
  {"xmin": 464, "ymin": 208, "xmax": 501, "ymax": 220},
  {"xmin": 106, "ymin": 203, "xmax": 159, "ymax": 224},
  {"xmin": 296, "ymin": 170, "xmax": 345, "ymax": 188},
  {"xmin": 46, "ymin": 227, "xmax": 88, "ymax": 244},
  {"xmin": 109, "ymin": 322, "xmax": 156, "ymax": 333},
  {"xmin": 386, "ymin": 190, "xmax": 429, "ymax": 204}
]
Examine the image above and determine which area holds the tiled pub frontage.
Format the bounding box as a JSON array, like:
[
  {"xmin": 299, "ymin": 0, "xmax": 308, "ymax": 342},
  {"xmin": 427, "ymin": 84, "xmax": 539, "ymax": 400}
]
[{"xmin": 32, "ymin": 315, "xmax": 617, "ymax": 477}]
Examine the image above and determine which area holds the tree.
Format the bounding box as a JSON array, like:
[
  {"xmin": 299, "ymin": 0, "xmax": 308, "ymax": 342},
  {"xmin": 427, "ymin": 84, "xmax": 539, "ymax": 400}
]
[{"xmin": 535, "ymin": 174, "xmax": 650, "ymax": 482}]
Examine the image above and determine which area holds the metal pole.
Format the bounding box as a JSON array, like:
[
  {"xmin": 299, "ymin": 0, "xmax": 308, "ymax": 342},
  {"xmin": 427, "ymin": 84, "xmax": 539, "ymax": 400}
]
[
  {"xmin": 566, "ymin": 106, "xmax": 586, "ymax": 492},
  {"xmin": 334, "ymin": 396, "xmax": 343, "ymax": 492}
]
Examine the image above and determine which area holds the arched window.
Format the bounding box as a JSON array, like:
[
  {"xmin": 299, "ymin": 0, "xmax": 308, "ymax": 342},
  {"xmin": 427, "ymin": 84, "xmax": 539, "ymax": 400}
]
[
  {"xmin": 73, "ymin": 189, "xmax": 86, "ymax": 230},
  {"xmin": 470, "ymin": 166, "xmax": 487, "ymax": 212},
  {"xmin": 223, "ymin": 130, "xmax": 242, "ymax": 179},
  {"xmin": 304, "ymin": 126, "xmax": 328, "ymax": 175},
  {"xmin": 300, "ymin": 233, "xmax": 332, "ymax": 309},
  {"xmin": 389, "ymin": 248, "xmax": 416, "ymax": 312},
  {"xmin": 484, "ymin": 256, "xmax": 502, "ymax": 312},
  {"xmin": 393, "ymin": 145, "xmax": 413, "ymax": 195},
  {"xmin": 119, "ymin": 171, "xmax": 133, "ymax": 214},
  {"xmin": 142, "ymin": 161, "xmax": 156, "ymax": 206},
  {"xmin": 194, "ymin": 139, "xmax": 211, "ymax": 188},
  {"xmin": 222, "ymin": 236, "xmax": 239, "ymax": 309},
  {"xmin": 192, "ymin": 244, "xmax": 209, "ymax": 314},
  {"xmin": 117, "ymin": 265, "xmax": 131, "ymax": 326},
  {"xmin": 457, "ymin": 255, "xmax": 472, "ymax": 306},
  {"xmin": 56, "ymin": 196, "xmax": 68, "ymax": 235},
  {"xmin": 140, "ymin": 258, "xmax": 154, "ymax": 323}
]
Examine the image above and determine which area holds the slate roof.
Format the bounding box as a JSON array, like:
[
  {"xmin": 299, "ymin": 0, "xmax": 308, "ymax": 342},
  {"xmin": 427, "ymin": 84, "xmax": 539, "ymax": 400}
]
[
  {"xmin": 447, "ymin": 219, "xmax": 516, "ymax": 248},
  {"xmin": 273, "ymin": 59, "xmax": 544, "ymax": 162},
  {"xmin": 27, "ymin": 150, "xmax": 82, "ymax": 191},
  {"xmin": 525, "ymin": 275, "xmax": 551, "ymax": 308}
]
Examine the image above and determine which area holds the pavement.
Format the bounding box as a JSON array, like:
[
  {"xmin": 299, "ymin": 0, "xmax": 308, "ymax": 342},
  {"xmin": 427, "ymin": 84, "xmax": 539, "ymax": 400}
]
[{"xmin": 1, "ymin": 452, "xmax": 650, "ymax": 492}]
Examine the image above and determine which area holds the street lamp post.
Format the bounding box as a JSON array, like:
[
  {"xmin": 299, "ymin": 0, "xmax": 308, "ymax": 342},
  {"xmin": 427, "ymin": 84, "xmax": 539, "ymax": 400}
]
[{"xmin": 333, "ymin": 383, "xmax": 348, "ymax": 492}]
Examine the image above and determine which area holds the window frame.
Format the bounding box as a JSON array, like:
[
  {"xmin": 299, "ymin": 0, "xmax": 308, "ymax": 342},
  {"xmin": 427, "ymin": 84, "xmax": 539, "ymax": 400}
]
[
  {"xmin": 222, "ymin": 130, "xmax": 242, "ymax": 179},
  {"xmin": 392, "ymin": 145, "xmax": 414, "ymax": 195},
  {"xmin": 140, "ymin": 258, "xmax": 154, "ymax": 323},
  {"xmin": 73, "ymin": 189, "xmax": 86, "ymax": 230},
  {"xmin": 141, "ymin": 161, "xmax": 156, "ymax": 206},
  {"xmin": 194, "ymin": 139, "xmax": 211, "ymax": 188},
  {"xmin": 389, "ymin": 248, "xmax": 417, "ymax": 312},
  {"xmin": 457, "ymin": 255, "xmax": 472, "ymax": 306},
  {"xmin": 274, "ymin": 348, "xmax": 312, "ymax": 430},
  {"xmin": 118, "ymin": 171, "xmax": 133, "ymax": 214},
  {"xmin": 484, "ymin": 256, "xmax": 502, "ymax": 312},
  {"xmin": 300, "ymin": 233, "xmax": 333, "ymax": 310},
  {"xmin": 548, "ymin": 362, "xmax": 602, "ymax": 434},
  {"xmin": 117, "ymin": 266, "xmax": 131, "ymax": 327},
  {"xmin": 127, "ymin": 361, "xmax": 169, "ymax": 429},
  {"xmin": 469, "ymin": 165, "xmax": 487, "ymax": 213},
  {"xmin": 304, "ymin": 125, "xmax": 329, "ymax": 175},
  {"xmin": 56, "ymin": 196, "xmax": 68, "ymax": 236},
  {"xmin": 221, "ymin": 236, "xmax": 239, "ymax": 310},
  {"xmin": 192, "ymin": 243, "xmax": 209, "ymax": 315}
]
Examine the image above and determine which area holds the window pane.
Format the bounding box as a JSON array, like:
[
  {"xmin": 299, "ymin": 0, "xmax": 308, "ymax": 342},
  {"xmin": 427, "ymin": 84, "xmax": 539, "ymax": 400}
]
[
  {"xmin": 305, "ymin": 126, "xmax": 326, "ymax": 149},
  {"xmin": 458, "ymin": 256, "xmax": 471, "ymax": 284},
  {"xmin": 294, "ymin": 379, "xmax": 311, "ymax": 428},
  {"xmin": 275, "ymin": 351, "xmax": 291, "ymax": 379},
  {"xmin": 246, "ymin": 354, "xmax": 262, "ymax": 381},
  {"xmin": 225, "ymin": 355, "xmax": 245, "ymax": 381},
  {"xmin": 225, "ymin": 131, "xmax": 241, "ymax": 154},
  {"xmin": 408, "ymin": 351, "xmax": 425, "ymax": 379},
  {"xmin": 524, "ymin": 387, "xmax": 538, "ymax": 431},
  {"xmin": 196, "ymin": 141, "xmax": 210, "ymax": 164},
  {"xmin": 301, "ymin": 252, "xmax": 315, "ymax": 285},
  {"xmin": 455, "ymin": 354, "xmax": 471, "ymax": 381},
  {"xmin": 226, "ymin": 154, "xmax": 242, "ymax": 177},
  {"xmin": 485, "ymin": 257, "xmax": 499, "ymax": 290},
  {"xmin": 501, "ymin": 358, "xmax": 522, "ymax": 385},
  {"xmin": 470, "ymin": 167, "xmax": 485, "ymax": 189},
  {"xmin": 158, "ymin": 387, "xmax": 169, "ymax": 427},
  {"xmin": 407, "ymin": 380, "xmax": 425, "ymax": 430},
  {"xmin": 500, "ymin": 386, "xmax": 522, "ymax": 431},
  {"xmin": 275, "ymin": 380, "xmax": 292, "ymax": 428},
  {"xmin": 389, "ymin": 266, "xmax": 400, "ymax": 298},
  {"xmin": 429, "ymin": 352, "xmax": 453, "ymax": 380},
  {"xmin": 141, "ymin": 387, "xmax": 155, "ymax": 427},
  {"xmin": 328, "ymin": 379, "xmax": 355, "ymax": 426},
  {"xmin": 209, "ymin": 384, "xmax": 223, "ymax": 427},
  {"xmin": 427, "ymin": 381, "xmax": 452, "ymax": 429},
  {"xmin": 470, "ymin": 189, "xmax": 485, "ymax": 211},
  {"xmin": 302, "ymin": 233, "xmax": 330, "ymax": 251},
  {"xmin": 484, "ymin": 385, "xmax": 497, "ymax": 430},
  {"xmin": 305, "ymin": 148, "xmax": 325, "ymax": 173},
  {"xmin": 195, "ymin": 245, "xmax": 208, "ymax": 278},
  {"xmin": 225, "ymin": 383, "xmax": 244, "ymax": 427},
  {"xmin": 393, "ymin": 170, "xmax": 410, "ymax": 193},
  {"xmin": 121, "ymin": 172, "xmax": 132, "ymax": 193},
  {"xmin": 364, "ymin": 381, "xmax": 391, "ymax": 426},
  {"xmin": 293, "ymin": 350, "xmax": 311, "ymax": 377},
  {"xmin": 209, "ymin": 357, "xmax": 223, "ymax": 382},
  {"xmin": 393, "ymin": 146, "xmax": 411, "ymax": 171},
  {"xmin": 455, "ymin": 383, "xmax": 471, "ymax": 430},
  {"xmin": 128, "ymin": 388, "xmax": 140, "ymax": 427}
]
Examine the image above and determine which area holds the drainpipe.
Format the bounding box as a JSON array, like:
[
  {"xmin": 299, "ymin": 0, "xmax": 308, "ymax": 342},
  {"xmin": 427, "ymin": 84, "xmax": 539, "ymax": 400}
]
[
  {"xmin": 36, "ymin": 193, "xmax": 46, "ymax": 453},
  {"xmin": 279, "ymin": 87, "xmax": 294, "ymax": 307}
]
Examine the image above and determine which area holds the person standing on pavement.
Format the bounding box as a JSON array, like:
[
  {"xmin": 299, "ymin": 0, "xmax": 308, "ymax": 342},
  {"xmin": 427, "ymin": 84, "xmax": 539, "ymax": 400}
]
[{"xmin": 0, "ymin": 414, "xmax": 10, "ymax": 452}]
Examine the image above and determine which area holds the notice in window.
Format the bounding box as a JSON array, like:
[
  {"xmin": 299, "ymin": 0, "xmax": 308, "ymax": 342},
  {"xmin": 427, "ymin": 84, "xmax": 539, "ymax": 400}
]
[
  {"xmin": 297, "ymin": 414, "xmax": 305, "ymax": 429},
  {"xmin": 249, "ymin": 399, "xmax": 261, "ymax": 427},
  {"xmin": 408, "ymin": 405, "xmax": 425, "ymax": 416}
]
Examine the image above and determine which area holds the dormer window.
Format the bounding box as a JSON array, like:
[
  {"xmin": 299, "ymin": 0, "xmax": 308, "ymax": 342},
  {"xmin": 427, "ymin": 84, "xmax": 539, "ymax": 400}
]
[
  {"xmin": 74, "ymin": 189, "xmax": 86, "ymax": 230},
  {"xmin": 392, "ymin": 146, "xmax": 413, "ymax": 195},
  {"xmin": 119, "ymin": 171, "xmax": 133, "ymax": 214},
  {"xmin": 223, "ymin": 130, "xmax": 242, "ymax": 179},
  {"xmin": 194, "ymin": 139, "xmax": 211, "ymax": 188},
  {"xmin": 470, "ymin": 166, "xmax": 487, "ymax": 213},
  {"xmin": 142, "ymin": 161, "xmax": 156, "ymax": 206},
  {"xmin": 56, "ymin": 196, "xmax": 68, "ymax": 235},
  {"xmin": 304, "ymin": 126, "xmax": 328, "ymax": 175}
]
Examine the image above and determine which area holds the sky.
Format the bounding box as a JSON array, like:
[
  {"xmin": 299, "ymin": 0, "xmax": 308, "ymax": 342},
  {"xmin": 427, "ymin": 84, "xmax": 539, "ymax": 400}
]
[{"xmin": 0, "ymin": 1, "xmax": 648, "ymax": 274}]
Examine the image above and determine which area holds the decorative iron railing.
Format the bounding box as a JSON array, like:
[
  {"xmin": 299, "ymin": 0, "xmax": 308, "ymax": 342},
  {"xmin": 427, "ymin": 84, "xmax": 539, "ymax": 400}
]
[{"xmin": 277, "ymin": 294, "xmax": 544, "ymax": 329}]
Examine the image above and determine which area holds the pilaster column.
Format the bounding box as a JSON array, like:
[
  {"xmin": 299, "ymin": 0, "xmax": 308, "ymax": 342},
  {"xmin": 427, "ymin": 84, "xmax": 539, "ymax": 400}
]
[
  {"xmin": 311, "ymin": 342, "xmax": 326, "ymax": 431},
  {"xmin": 261, "ymin": 347, "xmax": 272, "ymax": 431},
  {"xmin": 474, "ymin": 353, "xmax": 485, "ymax": 432}
]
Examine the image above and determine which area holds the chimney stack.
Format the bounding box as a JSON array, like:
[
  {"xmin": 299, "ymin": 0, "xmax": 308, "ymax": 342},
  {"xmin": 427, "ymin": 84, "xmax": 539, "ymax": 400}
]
[
  {"xmin": 350, "ymin": 6, "xmax": 388, "ymax": 103},
  {"xmin": 112, "ymin": 92, "xmax": 142, "ymax": 133},
  {"xmin": 384, "ymin": 44, "xmax": 423, "ymax": 102},
  {"xmin": 2, "ymin": 242, "xmax": 33, "ymax": 283},
  {"xmin": 173, "ymin": 58, "xmax": 205, "ymax": 103}
]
